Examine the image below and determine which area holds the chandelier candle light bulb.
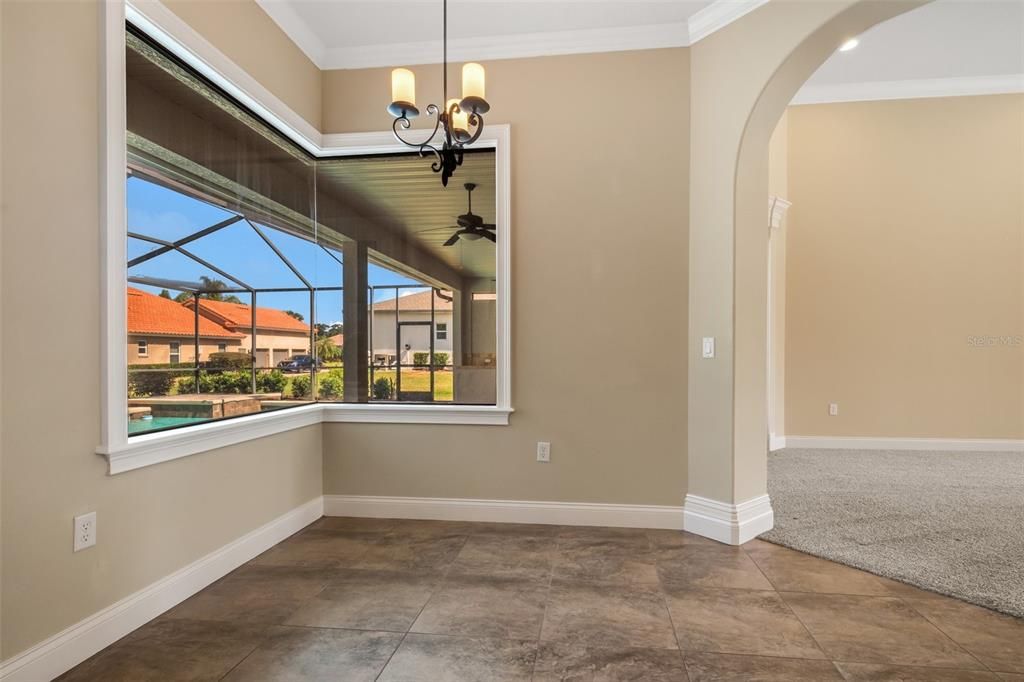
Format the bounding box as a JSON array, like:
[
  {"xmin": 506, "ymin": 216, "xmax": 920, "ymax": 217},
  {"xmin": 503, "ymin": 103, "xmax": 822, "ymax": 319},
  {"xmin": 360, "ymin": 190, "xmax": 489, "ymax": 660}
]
[
  {"xmin": 447, "ymin": 99, "xmax": 470, "ymax": 141},
  {"xmin": 389, "ymin": 68, "xmax": 418, "ymax": 117}
]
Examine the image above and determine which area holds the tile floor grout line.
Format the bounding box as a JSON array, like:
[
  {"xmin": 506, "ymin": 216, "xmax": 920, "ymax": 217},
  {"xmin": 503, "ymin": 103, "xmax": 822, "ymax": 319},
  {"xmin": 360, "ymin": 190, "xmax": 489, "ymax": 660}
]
[
  {"xmin": 897, "ymin": 597, "xmax": 1000, "ymax": 674},
  {"xmin": 374, "ymin": 532, "xmax": 463, "ymax": 682},
  {"xmin": 769, "ymin": 588, "xmax": 839, "ymax": 665},
  {"xmin": 528, "ymin": 553, "xmax": 557, "ymax": 679}
]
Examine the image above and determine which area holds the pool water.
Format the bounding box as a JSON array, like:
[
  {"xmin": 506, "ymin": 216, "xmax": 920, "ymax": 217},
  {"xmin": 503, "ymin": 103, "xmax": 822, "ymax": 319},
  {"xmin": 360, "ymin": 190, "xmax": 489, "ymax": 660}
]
[{"xmin": 129, "ymin": 416, "xmax": 210, "ymax": 435}]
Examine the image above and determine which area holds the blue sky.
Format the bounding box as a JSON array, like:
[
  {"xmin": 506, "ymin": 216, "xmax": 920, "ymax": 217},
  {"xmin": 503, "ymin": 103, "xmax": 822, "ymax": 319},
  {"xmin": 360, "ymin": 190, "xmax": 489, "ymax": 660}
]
[{"xmin": 127, "ymin": 177, "xmax": 425, "ymax": 325}]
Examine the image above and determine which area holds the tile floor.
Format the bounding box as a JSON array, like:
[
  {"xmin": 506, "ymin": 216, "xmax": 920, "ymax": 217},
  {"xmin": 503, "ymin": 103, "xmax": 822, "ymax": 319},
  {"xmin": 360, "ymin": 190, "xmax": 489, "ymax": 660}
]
[{"xmin": 59, "ymin": 518, "xmax": 1024, "ymax": 681}]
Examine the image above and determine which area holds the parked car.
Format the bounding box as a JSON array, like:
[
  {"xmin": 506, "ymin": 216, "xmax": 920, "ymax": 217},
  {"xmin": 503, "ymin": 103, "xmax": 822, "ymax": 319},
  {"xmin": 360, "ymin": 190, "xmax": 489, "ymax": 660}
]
[{"xmin": 277, "ymin": 355, "xmax": 321, "ymax": 373}]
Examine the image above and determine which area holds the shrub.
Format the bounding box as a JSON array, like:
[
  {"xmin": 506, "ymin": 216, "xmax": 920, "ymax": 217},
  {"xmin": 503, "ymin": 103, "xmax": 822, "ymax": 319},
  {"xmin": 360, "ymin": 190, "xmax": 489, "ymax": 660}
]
[
  {"xmin": 317, "ymin": 373, "xmax": 343, "ymax": 400},
  {"xmin": 175, "ymin": 372, "xmax": 214, "ymax": 394},
  {"xmin": 433, "ymin": 352, "xmax": 449, "ymax": 368},
  {"xmin": 209, "ymin": 370, "xmax": 251, "ymax": 394},
  {"xmin": 291, "ymin": 374, "xmax": 311, "ymax": 398},
  {"xmin": 128, "ymin": 367, "xmax": 193, "ymax": 397},
  {"xmin": 372, "ymin": 376, "xmax": 394, "ymax": 400},
  {"xmin": 412, "ymin": 352, "xmax": 429, "ymax": 367},
  {"xmin": 207, "ymin": 352, "xmax": 253, "ymax": 370},
  {"xmin": 256, "ymin": 370, "xmax": 286, "ymax": 393}
]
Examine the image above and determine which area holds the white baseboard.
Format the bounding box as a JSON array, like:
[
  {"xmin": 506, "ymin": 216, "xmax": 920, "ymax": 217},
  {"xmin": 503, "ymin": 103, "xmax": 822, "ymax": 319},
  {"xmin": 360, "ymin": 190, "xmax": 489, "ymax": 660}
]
[
  {"xmin": 769, "ymin": 434, "xmax": 787, "ymax": 451},
  {"xmin": 323, "ymin": 494, "xmax": 685, "ymax": 530},
  {"xmin": 682, "ymin": 494, "xmax": 774, "ymax": 545},
  {"xmin": 0, "ymin": 497, "xmax": 323, "ymax": 682},
  {"xmin": 782, "ymin": 436, "xmax": 1024, "ymax": 453}
]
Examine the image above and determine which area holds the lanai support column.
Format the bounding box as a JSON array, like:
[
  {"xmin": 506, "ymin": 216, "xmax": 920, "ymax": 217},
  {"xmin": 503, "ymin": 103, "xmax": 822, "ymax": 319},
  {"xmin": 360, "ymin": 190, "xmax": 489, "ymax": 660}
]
[{"xmin": 342, "ymin": 241, "xmax": 369, "ymax": 402}]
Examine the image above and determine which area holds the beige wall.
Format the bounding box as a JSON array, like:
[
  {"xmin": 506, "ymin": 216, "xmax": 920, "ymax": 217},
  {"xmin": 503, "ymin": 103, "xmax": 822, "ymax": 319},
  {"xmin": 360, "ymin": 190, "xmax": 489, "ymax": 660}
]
[
  {"xmin": 768, "ymin": 112, "xmax": 789, "ymax": 437},
  {"xmin": 784, "ymin": 95, "xmax": 1024, "ymax": 439},
  {"xmin": 0, "ymin": 0, "xmax": 323, "ymax": 659},
  {"xmin": 321, "ymin": 49, "xmax": 690, "ymax": 505},
  {"xmin": 162, "ymin": 0, "xmax": 322, "ymax": 130}
]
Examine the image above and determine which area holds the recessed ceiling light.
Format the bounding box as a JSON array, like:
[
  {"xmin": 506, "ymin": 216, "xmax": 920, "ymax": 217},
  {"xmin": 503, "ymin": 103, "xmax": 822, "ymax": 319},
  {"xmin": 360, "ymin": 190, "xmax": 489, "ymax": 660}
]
[{"xmin": 839, "ymin": 38, "xmax": 859, "ymax": 52}]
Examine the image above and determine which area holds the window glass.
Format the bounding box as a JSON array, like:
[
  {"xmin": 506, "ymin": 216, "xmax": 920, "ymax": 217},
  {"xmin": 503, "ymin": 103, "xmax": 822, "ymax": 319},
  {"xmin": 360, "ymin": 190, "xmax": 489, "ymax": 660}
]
[{"xmin": 125, "ymin": 24, "xmax": 500, "ymax": 437}]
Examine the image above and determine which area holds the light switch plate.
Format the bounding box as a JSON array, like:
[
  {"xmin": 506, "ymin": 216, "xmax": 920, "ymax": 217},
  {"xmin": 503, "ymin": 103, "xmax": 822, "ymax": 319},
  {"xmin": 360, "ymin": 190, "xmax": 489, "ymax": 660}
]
[{"xmin": 702, "ymin": 337, "xmax": 716, "ymax": 359}]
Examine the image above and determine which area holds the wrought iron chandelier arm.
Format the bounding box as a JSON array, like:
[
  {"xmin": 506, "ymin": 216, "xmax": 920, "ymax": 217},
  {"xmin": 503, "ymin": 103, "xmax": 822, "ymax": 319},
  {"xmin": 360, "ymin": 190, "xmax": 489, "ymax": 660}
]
[
  {"xmin": 462, "ymin": 112, "xmax": 486, "ymax": 146},
  {"xmin": 391, "ymin": 103, "xmax": 443, "ymax": 152}
]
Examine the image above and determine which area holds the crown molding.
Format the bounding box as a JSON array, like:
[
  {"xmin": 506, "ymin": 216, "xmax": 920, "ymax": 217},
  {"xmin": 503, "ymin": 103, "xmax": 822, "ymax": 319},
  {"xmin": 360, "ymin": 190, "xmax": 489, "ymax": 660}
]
[
  {"xmin": 253, "ymin": 0, "xmax": 773, "ymax": 71},
  {"xmin": 792, "ymin": 74, "xmax": 1024, "ymax": 105},
  {"xmin": 319, "ymin": 22, "xmax": 691, "ymax": 70},
  {"xmin": 687, "ymin": 0, "xmax": 770, "ymax": 44}
]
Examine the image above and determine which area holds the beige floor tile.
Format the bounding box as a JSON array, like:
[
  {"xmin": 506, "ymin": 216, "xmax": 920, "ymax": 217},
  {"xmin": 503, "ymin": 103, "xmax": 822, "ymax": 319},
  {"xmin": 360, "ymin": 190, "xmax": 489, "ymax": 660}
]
[
  {"xmin": 744, "ymin": 541, "xmax": 897, "ymax": 595},
  {"xmin": 648, "ymin": 529, "xmax": 728, "ymax": 550},
  {"xmin": 377, "ymin": 633, "xmax": 536, "ymax": 682},
  {"xmin": 781, "ymin": 592, "xmax": 984, "ymax": 669},
  {"xmin": 533, "ymin": 642, "xmax": 687, "ymax": 681},
  {"xmin": 834, "ymin": 661, "xmax": 1002, "ymax": 681},
  {"xmin": 657, "ymin": 545, "xmax": 774, "ymax": 591},
  {"xmin": 554, "ymin": 534, "xmax": 659, "ymax": 585},
  {"xmin": 665, "ymin": 587, "xmax": 826, "ymax": 659},
  {"xmin": 251, "ymin": 529, "xmax": 376, "ymax": 569},
  {"xmin": 163, "ymin": 564, "xmax": 328, "ymax": 625},
  {"xmin": 310, "ymin": 516, "xmax": 398, "ymax": 533},
  {"xmin": 683, "ymin": 652, "xmax": 844, "ymax": 681},
  {"xmin": 903, "ymin": 597, "xmax": 1024, "ymax": 673},
  {"xmin": 284, "ymin": 569, "xmax": 439, "ymax": 631},
  {"xmin": 222, "ymin": 626, "xmax": 401, "ymax": 681},
  {"xmin": 56, "ymin": 619, "xmax": 267, "ymax": 682},
  {"xmin": 411, "ymin": 574, "xmax": 548, "ymax": 639},
  {"xmin": 348, "ymin": 531, "xmax": 467, "ymax": 572},
  {"xmin": 449, "ymin": 534, "xmax": 556, "ymax": 580},
  {"xmin": 540, "ymin": 580, "xmax": 678, "ymax": 650}
]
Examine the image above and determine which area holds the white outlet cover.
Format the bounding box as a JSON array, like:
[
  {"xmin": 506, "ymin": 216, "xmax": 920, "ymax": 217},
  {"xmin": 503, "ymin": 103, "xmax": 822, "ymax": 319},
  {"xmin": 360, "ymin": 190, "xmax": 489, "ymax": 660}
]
[
  {"xmin": 74, "ymin": 511, "xmax": 97, "ymax": 552},
  {"xmin": 828, "ymin": 403, "xmax": 839, "ymax": 416},
  {"xmin": 537, "ymin": 441, "xmax": 551, "ymax": 463}
]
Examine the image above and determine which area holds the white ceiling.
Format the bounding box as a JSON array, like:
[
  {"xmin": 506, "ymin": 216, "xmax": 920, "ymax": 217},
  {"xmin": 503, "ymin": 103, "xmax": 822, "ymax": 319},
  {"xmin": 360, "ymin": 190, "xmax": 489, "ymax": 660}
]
[
  {"xmin": 256, "ymin": 0, "xmax": 751, "ymax": 68},
  {"xmin": 797, "ymin": 0, "xmax": 1024, "ymax": 102},
  {"xmin": 258, "ymin": 0, "xmax": 1024, "ymax": 101}
]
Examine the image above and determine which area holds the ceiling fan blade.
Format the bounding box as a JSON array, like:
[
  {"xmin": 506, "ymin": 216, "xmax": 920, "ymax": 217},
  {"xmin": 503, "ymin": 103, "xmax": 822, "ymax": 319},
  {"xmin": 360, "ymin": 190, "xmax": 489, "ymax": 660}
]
[
  {"xmin": 481, "ymin": 224, "xmax": 496, "ymax": 229},
  {"xmin": 443, "ymin": 232, "xmax": 461, "ymax": 246},
  {"xmin": 481, "ymin": 230, "xmax": 496, "ymax": 242}
]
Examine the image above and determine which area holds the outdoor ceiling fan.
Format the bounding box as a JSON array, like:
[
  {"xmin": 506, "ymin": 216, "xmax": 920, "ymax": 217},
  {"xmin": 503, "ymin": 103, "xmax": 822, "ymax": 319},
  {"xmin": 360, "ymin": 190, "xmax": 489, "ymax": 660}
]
[{"xmin": 439, "ymin": 183, "xmax": 496, "ymax": 246}]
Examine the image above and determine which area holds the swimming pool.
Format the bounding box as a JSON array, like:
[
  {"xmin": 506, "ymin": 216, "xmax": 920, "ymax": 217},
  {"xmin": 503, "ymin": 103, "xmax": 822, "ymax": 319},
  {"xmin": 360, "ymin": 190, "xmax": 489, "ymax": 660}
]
[{"xmin": 128, "ymin": 416, "xmax": 210, "ymax": 435}]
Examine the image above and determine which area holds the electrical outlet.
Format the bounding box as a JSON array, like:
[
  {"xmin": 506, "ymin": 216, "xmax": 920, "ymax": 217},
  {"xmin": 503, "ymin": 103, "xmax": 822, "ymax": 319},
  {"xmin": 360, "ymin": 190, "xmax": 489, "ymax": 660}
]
[
  {"xmin": 828, "ymin": 403, "xmax": 839, "ymax": 416},
  {"xmin": 74, "ymin": 512, "xmax": 97, "ymax": 552},
  {"xmin": 536, "ymin": 441, "xmax": 551, "ymax": 463}
]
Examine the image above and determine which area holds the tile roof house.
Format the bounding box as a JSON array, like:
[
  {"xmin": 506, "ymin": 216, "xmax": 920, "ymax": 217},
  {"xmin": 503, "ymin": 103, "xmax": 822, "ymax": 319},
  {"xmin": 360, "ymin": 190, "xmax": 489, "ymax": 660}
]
[
  {"xmin": 370, "ymin": 290, "xmax": 453, "ymax": 366},
  {"xmin": 127, "ymin": 288, "xmax": 311, "ymax": 368}
]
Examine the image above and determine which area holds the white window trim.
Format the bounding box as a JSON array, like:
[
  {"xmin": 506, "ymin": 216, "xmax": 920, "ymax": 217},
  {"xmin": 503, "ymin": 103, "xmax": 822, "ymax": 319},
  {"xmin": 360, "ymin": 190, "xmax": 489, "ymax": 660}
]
[{"xmin": 99, "ymin": 0, "xmax": 513, "ymax": 474}]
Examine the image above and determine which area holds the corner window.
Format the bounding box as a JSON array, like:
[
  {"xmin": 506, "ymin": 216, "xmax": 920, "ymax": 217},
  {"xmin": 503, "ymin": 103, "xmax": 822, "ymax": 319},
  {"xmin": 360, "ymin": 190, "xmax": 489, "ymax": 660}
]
[
  {"xmin": 102, "ymin": 3, "xmax": 510, "ymax": 477},
  {"xmin": 117, "ymin": 24, "xmax": 507, "ymax": 444}
]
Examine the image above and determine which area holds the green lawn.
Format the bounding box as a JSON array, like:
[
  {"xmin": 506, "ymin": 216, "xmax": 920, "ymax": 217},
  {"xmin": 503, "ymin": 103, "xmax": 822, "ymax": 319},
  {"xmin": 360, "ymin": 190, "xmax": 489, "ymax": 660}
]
[{"xmin": 310, "ymin": 367, "xmax": 453, "ymax": 401}]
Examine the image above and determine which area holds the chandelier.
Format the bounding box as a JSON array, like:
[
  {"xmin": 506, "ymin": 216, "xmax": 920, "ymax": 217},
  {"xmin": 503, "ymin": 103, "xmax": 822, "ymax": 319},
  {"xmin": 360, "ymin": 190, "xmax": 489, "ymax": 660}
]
[{"xmin": 386, "ymin": 0, "xmax": 490, "ymax": 186}]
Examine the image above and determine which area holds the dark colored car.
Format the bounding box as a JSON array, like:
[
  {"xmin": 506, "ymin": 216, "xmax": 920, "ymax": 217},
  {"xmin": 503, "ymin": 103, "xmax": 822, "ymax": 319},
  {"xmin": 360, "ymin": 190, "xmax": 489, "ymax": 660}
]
[{"xmin": 277, "ymin": 355, "xmax": 321, "ymax": 372}]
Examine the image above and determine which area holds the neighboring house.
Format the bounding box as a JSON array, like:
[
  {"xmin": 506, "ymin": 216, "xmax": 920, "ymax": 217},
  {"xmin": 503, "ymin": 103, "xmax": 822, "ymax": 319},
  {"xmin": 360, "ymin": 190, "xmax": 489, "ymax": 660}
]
[
  {"xmin": 327, "ymin": 333, "xmax": 344, "ymax": 350},
  {"xmin": 370, "ymin": 290, "xmax": 453, "ymax": 366},
  {"xmin": 127, "ymin": 287, "xmax": 243, "ymax": 364},
  {"xmin": 184, "ymin": 298, "xmax": 311, "ymax": 368}
]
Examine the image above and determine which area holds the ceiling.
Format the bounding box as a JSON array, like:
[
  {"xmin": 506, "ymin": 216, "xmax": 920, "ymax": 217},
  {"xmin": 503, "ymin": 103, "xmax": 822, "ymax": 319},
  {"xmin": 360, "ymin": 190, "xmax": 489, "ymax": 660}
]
[
  {"xmin": 256, "ymin": 0, "xmax": 746, "ymax": 68},
  {"xmin": 798, "ymin": 0, "xmax": 1023, "ymax": 101},
  {"xmin": 259, "ymin": 0, "xmax": 1022, "ymax": 102}
]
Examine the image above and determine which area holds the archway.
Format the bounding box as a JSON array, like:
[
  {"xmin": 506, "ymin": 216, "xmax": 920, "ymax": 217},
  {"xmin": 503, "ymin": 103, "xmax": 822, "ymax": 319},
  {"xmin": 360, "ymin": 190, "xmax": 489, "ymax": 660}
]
[{"xmin": 684, "ymin": 0, "xmax": 926, "ymax": 544}]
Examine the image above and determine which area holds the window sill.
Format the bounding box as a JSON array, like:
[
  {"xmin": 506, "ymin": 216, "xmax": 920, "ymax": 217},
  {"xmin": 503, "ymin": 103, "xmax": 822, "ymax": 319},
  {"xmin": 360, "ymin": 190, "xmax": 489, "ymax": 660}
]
[
  {"xmin": 322, "ymin": 403, "xmax": 513, "ymax": 425},
  {"xmin": 98, "ymin": 403, "xmax": 512, "ymax": 474}
]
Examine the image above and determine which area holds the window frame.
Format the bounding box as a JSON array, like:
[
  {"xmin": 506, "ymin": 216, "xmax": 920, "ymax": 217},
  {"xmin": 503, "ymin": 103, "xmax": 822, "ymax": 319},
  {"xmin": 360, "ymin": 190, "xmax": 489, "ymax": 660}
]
[
  {"xmin": 168, "ymin": 341, "xmax": 179, "ymax": 363},
  {"xmin": 137, "ymin": 340, "xmax": 148, "ymax": 358},
  {"xmin": 98, "ymin": 0, "xmax": 512, "ymax": 474},
  {"xmin": 435, "ymin": 322, "xmax": 448, "ymax": 341}
]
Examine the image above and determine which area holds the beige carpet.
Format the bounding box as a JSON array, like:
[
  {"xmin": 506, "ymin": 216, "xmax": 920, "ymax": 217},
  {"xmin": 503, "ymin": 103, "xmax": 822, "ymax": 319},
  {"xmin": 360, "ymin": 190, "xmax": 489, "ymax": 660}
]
[{"xmin": 763, "ymin": 448, "xmax": 1024, "ymax": 618}]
